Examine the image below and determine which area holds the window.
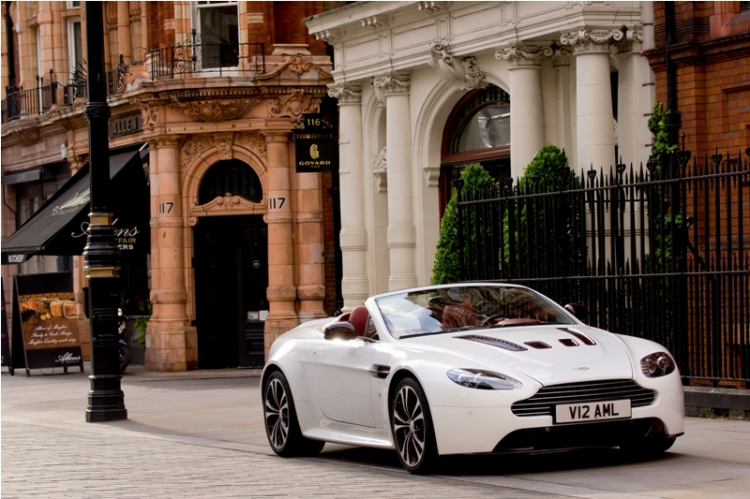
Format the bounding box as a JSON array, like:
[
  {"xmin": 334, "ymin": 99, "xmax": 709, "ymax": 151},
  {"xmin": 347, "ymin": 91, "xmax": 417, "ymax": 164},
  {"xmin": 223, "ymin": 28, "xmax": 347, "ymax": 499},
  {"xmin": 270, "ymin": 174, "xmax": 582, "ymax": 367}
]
[
  {"xmin": 15, "ymin": 168, "xmax": 72, "ymax": 275},
  {"xmin": 67, "ymin": 1, "xmax": 81, "ymax": 8},
  {"xmin": 439, "ymin": 85, "xmax": 512, "ymax": 214},
  {"xmin": 67, "ymin": 18, "xmax": 83, "ymax": 84},
  {"xmin": 742, "ymin": 2, "xmax": 750, "ymax": 12},
  {"xmin": 198, "ymin": 160, "xmax": 262, "ymax": 205},
  {"xmin": 192, "ymin": 1, "xmax": 239, "ymax": 69}
]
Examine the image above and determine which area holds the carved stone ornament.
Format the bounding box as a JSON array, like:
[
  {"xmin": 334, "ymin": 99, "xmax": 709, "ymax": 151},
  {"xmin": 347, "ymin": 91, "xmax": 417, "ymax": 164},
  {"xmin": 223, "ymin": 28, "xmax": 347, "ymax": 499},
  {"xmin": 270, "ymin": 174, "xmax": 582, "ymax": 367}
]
[
  {"xmin": 372, "ymin": 147, "xmax": 388, "ymax": 193},
  {"xmin": 269, "ymin": 89, "xmax": 321, "ymax": 118},
  {"xmin": 616, "ymin": 29, "xmax": 645, "ymax": 54},
  {"xmin": 495, "ymin": 45, "xmax": 554, "ymax": 67},
  {"xmin": 372, "ymin": 74, "xmax": 410, "ymax": 106},
  {"xmin": 423, "ymin": 165, "xmax": 439, "ymax": 188},
  {"xmin": 560, "ymin": 29, "xmax": 625, "ymax": 54},
  {"xmin": 328, "ymin": 84, "xmax": 363, "ymax": 104},
  {"xmin": 314, "ymin": 29, "xmax": 342, "ymax": 48},
  {"xmin": 180, "ymin": 135, "xmax": 214, "ymax": 170},
  {"xmin": 213, "ymin": 133, "xmax": 234, "ymax": 160},
  {"xmin": 428, "ymin": 43, "xmax": 487, "ymax": 91},
  {"xmin": 11, "ymin": 126, "xmax": 41, "ymax": 146},
  {"xmin": 552, "ymin": 48, "xmax": 572, "ymax": 67},
  {"xmin": 257, "ymin": 54, "xmax": 333, "ymax": 81},
  {"xmin": 172, "ymin": 98, "xmax": 258, "ymax": 122},
  {"xmin": 234, "ymin": 131, "xmax": 267, "ymax": 160},
  {"xmin": 138, "ymin": 100, "xmax": 159, "ymax": 131},
  {"xmin": 192, "ymin": 193, "xmax": 266, "ymax": 215}
]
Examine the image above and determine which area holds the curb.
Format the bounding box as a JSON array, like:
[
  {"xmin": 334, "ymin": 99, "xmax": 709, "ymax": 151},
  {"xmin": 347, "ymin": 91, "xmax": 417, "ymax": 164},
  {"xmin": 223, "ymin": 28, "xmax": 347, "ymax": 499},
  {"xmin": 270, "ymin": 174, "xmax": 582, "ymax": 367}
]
[{"xmin": 684, "ymin": 386, "xmax": 750, "ymax": 421}]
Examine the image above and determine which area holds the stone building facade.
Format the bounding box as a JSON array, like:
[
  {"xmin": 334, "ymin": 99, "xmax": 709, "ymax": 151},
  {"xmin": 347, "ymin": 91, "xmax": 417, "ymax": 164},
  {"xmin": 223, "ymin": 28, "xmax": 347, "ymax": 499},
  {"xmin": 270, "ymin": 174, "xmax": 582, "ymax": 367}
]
[
  {"xmin": 2, "ymin": 1, "xmax": 342, "ymax": 371},
  {"xmin": 305, "ymin": 1, "xmax": 659, "ymax": 310}
]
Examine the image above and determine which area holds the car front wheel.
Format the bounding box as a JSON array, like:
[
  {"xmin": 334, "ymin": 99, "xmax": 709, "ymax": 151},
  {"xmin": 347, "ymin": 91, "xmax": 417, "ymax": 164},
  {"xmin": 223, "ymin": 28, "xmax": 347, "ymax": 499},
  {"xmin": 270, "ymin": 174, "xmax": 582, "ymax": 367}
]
[
  {"xmin": 391, "ymin": 377, "xmax": 438, "ymax": 474},
  {"xmin": 263, "ymin": 370, "xmax": 324, "ymax": 457}
]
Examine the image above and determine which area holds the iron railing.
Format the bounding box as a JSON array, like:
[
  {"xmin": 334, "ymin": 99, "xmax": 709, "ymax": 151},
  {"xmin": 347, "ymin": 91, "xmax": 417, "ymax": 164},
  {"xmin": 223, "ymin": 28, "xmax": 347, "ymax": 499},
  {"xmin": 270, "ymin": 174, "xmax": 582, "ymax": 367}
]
[
  {"xmin": 151, "ymin": 29, "xmax": 265, "ymax": 78},
  {"xmin": 455, "ymin": 150, "xmax": 750, "ymax": 385},
  {"xmin": 1, "ymin": 71, "xmax": 58, "ymax": 124}
]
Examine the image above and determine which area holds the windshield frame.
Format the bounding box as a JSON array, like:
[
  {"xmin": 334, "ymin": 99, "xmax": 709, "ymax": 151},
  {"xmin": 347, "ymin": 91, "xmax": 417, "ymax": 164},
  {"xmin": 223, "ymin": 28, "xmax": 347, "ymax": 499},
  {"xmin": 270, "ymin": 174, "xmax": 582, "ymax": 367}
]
[{"xmin": 371, "ymin": 283, "xmax": 577, "ymax": 340}]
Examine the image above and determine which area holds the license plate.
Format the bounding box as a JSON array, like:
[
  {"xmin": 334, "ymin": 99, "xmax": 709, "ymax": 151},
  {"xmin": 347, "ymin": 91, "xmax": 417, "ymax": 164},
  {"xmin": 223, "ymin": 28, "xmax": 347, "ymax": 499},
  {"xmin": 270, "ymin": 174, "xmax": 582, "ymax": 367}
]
[{"xmin": 555, "ymin": 399, "xmax": 631, "ymax": 424}]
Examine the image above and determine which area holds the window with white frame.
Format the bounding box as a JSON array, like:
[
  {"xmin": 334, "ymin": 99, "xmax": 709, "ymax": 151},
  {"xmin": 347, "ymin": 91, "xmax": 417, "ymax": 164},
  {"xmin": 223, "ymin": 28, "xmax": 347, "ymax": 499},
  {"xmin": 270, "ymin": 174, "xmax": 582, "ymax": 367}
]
[
  {"xmin": 67, "ymin": 1, "xmax": 81, "ymax": 8},
  {"xmin": 67, "ymin": 18, "xmax": 83, "ymax": 84},
  {"xmin": 192, "ymin": 1, "xmax": 239, "ymax": 69}
]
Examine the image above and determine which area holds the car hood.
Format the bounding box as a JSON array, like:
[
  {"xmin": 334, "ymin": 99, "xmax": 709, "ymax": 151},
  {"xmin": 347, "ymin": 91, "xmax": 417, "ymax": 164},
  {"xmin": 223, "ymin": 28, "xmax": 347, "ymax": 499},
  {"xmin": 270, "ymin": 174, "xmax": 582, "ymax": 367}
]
[{"xmin": 401, "ymin": 324, "xmax": 633, "ymax": 385}]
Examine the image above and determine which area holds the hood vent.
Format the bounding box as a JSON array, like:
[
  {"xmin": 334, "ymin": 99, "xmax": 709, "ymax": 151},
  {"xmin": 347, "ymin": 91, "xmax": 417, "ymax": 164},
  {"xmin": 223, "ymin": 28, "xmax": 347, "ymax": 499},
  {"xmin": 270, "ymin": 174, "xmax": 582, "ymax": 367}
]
[
  {"xmin": 559, "ymin": 338, "xmax": 579, "ymax": 347},
  {"xmin": 525, "ymin": 341, "xmax": 552, "ymax": 349},
  {"xmin": 457, "ymin": 334, "xmax": 527, "ymax": 352},
  {"xmin": 559, "ymin": 328, "xmax": 596, "ymax": 346}
]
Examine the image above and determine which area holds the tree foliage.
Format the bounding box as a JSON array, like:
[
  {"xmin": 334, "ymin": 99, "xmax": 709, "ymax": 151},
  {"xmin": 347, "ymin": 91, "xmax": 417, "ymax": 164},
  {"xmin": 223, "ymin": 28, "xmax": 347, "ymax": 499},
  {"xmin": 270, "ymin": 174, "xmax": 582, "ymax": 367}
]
[{"xmin": 431, "ymin": 164, "xmax": 497, "ymax": 284}]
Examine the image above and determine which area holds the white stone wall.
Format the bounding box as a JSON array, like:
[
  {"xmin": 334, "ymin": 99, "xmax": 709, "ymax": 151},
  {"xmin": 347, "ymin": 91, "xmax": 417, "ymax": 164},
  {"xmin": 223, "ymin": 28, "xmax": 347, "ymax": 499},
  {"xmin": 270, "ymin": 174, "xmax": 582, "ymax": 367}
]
[{"xmin": 308, "ymin": 1, "xmax": 655, "ymax": 299}]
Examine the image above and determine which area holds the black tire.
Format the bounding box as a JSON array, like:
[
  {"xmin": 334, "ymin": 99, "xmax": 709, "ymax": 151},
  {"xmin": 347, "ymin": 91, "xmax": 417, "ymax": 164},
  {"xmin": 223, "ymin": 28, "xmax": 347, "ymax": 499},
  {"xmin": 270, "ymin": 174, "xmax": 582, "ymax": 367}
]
[
  {"xmin": 620, "ymin": 436, "xmax": 676, "ymax": 457},
  {"xmin": 390, "ymin": 377, "xmax": 439, "ymax": 474},
  {"xmin": 118, "ymin": 345, "xmax": 130, "ymax": 374},
  {"xmin": 263, "ymin": 370, "xmax": 325, "ymax": 457}
]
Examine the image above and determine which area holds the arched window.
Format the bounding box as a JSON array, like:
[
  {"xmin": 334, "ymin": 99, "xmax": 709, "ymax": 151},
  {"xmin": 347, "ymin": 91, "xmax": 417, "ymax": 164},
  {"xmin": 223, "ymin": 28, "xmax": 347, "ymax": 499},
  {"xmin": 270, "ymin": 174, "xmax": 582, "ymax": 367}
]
[
  {"xmin": 198, "ymin": 159, "xmax": 262, "ymax": 205},
  {"xmin": 440, "ymin": 85, "xmax": 511, "ymax": 213}
]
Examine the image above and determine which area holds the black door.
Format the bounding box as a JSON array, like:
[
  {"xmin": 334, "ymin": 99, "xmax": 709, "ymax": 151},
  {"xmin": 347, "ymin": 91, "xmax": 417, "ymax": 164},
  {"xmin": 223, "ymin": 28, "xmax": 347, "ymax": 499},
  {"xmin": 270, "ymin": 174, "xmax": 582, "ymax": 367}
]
[{"xmin": 193, "ymin": 216, "xmax": 268, "ymax": 368}]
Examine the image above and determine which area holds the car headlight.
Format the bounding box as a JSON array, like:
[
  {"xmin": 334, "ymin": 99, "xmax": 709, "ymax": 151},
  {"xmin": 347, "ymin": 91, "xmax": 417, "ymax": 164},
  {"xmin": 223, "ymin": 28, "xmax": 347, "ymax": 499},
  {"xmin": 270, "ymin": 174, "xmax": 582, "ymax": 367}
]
[
  {"xmin": 640, "ymin": 352, "xmax": 676, "ymax": 378},
  {"xmin": 446, "ymin": 368, "xmax": 522, "ymax": 390}
]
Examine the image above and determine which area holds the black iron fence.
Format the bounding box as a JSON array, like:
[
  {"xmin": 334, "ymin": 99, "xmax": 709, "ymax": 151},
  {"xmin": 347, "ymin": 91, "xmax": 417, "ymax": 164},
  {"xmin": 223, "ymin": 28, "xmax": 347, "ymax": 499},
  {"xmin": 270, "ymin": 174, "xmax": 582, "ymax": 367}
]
[
  {"xmin": 1, "ymin": 71, "xmax": 58, "ymax": 123},
  {"xmin": 456, "ymin": 150, "xmax": 750, "ymax": 385},
  {"xmin": 151, "ymin": 30, "xmax": 265, "ymax": 78}
]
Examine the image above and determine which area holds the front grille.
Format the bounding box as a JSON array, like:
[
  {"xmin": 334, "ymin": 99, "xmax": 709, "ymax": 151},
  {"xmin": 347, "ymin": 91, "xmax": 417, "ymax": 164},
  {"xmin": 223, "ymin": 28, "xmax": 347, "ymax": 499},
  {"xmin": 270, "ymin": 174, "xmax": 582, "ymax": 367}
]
[{"xmin": 511, "ymin": 379, "xmax": 656, "ymax": 417}]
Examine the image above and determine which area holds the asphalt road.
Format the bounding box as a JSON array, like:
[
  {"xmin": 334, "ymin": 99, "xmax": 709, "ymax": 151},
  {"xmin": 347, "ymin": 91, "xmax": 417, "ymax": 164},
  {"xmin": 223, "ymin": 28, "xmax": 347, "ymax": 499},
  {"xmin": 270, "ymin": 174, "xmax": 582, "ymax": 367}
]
[{"xmin": 2, "ymin": 368, "xmax": 749, "ymax": 498}]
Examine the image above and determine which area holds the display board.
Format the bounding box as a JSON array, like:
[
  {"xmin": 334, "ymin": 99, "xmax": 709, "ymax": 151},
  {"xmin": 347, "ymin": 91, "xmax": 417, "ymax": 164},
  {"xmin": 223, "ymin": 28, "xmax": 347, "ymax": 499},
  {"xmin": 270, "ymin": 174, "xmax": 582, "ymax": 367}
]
[
  {"xmin": 1, "ymin": 278, "xmax": 10, "ymax": 373},
  {"xmin": 12, "ymin": 272, "xmax": 84, "ymax": 376}
]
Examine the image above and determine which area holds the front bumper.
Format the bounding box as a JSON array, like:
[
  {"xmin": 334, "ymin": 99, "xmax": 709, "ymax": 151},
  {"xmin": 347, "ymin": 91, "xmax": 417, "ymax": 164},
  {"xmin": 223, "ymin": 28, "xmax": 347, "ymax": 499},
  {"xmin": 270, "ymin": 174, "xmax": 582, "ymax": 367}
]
[{"xmin": 430, "ymin": 385, "xmax": 684, "ymax": 455}]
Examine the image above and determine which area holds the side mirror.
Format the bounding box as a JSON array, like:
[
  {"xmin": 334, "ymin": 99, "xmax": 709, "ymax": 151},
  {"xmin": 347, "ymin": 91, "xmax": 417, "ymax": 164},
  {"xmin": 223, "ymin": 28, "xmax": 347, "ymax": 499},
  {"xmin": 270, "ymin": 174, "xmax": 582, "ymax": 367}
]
[
  {"xmin": 324, "ymin": 321, "xmax": 357, "ymax": 341},
  {"xmin": 564, "ymin": 303, "xmax": 588, "ymax": 323}
]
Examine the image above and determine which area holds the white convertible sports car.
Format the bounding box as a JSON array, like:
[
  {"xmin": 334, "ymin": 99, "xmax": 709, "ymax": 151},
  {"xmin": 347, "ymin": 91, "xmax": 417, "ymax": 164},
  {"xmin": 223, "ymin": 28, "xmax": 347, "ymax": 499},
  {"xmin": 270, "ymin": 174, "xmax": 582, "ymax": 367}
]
[{"xmin": 261, "ymin": 283, "xmax": 684, "ymax": 473}]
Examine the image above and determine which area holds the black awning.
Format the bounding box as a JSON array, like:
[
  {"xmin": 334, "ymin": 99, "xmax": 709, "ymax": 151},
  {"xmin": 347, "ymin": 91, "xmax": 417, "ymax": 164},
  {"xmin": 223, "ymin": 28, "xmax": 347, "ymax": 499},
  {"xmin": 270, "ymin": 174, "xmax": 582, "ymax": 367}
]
[{"xmin": 2, "ymin": 145, "xmax": 150, "ymax": 265}]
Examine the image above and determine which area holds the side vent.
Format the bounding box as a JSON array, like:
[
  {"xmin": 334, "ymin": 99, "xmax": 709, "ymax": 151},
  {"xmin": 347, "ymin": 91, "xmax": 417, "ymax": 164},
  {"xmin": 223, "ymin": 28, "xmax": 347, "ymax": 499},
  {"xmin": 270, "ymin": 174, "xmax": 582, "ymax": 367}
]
[
  {"xmin": 558, "ymin": 327, "xmax": 596, "ymax": 346},
  {"xmin": 368, "ymin": 365, "xmax": 391, "ymax": 379},
  {"xmin": 457, "ymin": 335, "xmax": 527, "ymax": 352},
  {"xmin": 525, "ymin": 341, "xmax": 552, "ymax": 349},
  {"xmin": 559, "ymin": 338, "xmax": 579, "ymax": 347}
]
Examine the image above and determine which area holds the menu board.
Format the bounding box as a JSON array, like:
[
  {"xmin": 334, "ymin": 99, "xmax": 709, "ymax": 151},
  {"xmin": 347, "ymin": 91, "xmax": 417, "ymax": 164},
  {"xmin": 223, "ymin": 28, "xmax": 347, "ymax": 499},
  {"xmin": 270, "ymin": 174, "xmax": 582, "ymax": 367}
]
[
  {"xmin": 1, "ymin": 278, "xmax": 10, "ymax": 371},
  {"xmin": 12, "ymin": 272, "xmax": 83, "ymax": 376}
]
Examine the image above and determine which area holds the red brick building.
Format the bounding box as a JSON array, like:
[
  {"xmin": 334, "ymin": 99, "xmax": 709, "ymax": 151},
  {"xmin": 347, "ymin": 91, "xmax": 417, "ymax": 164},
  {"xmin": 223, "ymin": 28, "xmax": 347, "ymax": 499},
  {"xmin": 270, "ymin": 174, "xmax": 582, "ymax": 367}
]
[{"xmin": 646, "ymin": 1, "xmax": 750, "ymax": 157}]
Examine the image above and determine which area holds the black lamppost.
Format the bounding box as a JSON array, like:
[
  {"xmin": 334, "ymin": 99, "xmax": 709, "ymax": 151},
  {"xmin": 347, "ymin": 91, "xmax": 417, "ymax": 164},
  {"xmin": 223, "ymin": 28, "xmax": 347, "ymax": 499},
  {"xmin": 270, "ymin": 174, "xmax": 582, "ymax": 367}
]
[{"xmin": 84, "ymin": 1, "xmax": 126, "ymax": 422}]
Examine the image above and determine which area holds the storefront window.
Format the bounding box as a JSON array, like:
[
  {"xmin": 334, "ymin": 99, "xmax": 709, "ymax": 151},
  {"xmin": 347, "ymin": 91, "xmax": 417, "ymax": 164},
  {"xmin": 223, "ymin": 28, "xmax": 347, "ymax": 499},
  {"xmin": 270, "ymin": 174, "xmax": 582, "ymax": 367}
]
[{"xmin": 457, "ymin": 103, "xmax": 510, "ymax": 151}]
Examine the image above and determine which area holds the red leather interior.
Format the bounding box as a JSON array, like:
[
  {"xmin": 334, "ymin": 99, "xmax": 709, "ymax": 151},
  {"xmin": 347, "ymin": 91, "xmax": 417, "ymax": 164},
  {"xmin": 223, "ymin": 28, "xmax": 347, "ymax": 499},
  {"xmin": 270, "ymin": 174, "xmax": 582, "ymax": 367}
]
[{"xmin": 349, "ymin": 306, "xmax": 370, "ymax": 337}]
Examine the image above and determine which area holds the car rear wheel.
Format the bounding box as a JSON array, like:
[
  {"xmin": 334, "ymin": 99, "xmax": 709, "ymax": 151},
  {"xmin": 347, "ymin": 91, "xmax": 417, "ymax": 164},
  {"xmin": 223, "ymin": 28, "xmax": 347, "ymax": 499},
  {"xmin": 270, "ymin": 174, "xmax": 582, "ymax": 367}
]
[
  {"xmin": 264, "ymin": 371, "xmax": 325, "ymax": 457},
  {"xmin": 391, "ymin": 377, "xmax": 438, "ymax": 474}
]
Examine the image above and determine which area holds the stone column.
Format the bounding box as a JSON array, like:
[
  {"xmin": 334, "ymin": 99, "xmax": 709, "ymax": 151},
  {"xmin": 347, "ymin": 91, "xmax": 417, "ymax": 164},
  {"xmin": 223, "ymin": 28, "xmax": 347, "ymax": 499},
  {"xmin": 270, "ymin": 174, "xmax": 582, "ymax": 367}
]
[
  {"xmin": 263, "ymin": 131, "xmax": 299, "ymax": 358},
  {"xmin": 328, "ymin": 83, "xmax": 368, "ymax": 310},
  {"xmin": 561, "ymin": 29, "xmax": 623, "ymax": 172},
  {"xmin": 117, "ymin": 1, "xmax": 132, "ymax": 63},
  {"xmin": 496, "ymin": 46, "xmax": 552, "ymax": 178},
  {"xmin": 616, "ymin": 30, "xmax": 645, "ymax": 165},
  {"xmin": 146, "ymin": 136, "xmax": 197, "ymax": 371},
  {"xmin": 374, "ymin": 74, "xmax": 417, "ymax": 291},
  {"xmin": 295, "ymin": 168, "xmax": 327, "ymax": 323},
  {"xmin": 553, "ymin": 48, "xmax": 575, "ymax": 168}
]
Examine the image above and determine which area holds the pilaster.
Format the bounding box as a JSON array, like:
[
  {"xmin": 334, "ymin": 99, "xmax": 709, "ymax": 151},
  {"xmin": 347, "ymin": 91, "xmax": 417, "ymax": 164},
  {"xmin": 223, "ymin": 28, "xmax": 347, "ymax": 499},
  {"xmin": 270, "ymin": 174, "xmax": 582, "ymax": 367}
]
[
  {"xmin": 263, "ymin": 131, "xmax": 299, "ymax": 358},
  {"xmin": 496, "ymin": 45, "xmax": 552, "ymax": 177},
  {"xmin": 328, "ymin": 83, "xmax": 369, "ymax": 309},
  {"xmin": 553, "ymin": 48, "xmax": 575, "ymax": 168},
  {"xmin": 374, "ymin": 74, "xmax": 418, "ymax": 291},
  {"xmin": 561, "ymin": 29, "xmax": 624, "ymax": 171},
  {"xmin": 146, "ymin": 135, "xmax": 196, "ymax": 371}
]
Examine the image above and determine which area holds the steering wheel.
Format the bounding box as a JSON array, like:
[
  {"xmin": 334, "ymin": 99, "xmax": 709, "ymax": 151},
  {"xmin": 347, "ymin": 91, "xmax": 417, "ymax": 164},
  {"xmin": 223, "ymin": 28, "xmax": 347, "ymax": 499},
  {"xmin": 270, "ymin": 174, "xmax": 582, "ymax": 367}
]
[{"xmin": 480, "ymin": 313, "xmax": 505, "ymax": 326}]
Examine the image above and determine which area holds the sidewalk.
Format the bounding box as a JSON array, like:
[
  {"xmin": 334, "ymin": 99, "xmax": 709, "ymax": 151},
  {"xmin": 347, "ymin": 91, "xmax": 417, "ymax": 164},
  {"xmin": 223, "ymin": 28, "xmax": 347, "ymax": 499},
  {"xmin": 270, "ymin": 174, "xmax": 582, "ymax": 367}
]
[{"xmin": 3, "ymin": 365, "xmax": 750, "ymax": 499}]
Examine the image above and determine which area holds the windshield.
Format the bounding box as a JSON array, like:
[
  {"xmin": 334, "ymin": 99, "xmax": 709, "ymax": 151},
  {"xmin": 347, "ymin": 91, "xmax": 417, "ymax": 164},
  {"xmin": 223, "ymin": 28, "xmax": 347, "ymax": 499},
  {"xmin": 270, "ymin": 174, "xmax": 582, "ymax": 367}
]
[{"xmin": 374, "ymin": 285, "xmax": 575, "ymax": 339}]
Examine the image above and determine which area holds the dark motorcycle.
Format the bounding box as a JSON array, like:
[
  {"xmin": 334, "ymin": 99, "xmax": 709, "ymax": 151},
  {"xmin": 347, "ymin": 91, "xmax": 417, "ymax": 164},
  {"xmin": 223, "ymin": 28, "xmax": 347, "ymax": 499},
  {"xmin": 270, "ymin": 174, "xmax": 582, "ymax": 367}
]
[{"xmin": 117, "ymin": 309, "xmax": 130, "ymax": 373}]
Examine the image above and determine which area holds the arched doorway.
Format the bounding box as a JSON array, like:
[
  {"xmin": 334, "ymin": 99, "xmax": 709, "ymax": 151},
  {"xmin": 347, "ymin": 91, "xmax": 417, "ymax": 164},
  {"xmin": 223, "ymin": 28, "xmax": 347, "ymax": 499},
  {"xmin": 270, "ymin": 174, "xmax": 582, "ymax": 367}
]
[
  {"xmin": 439, "ymin": 85, "xmax": 511, "ymax": 214},
  {"xmin": 193, "ymin": 160, "xmax": 268, "ymax": 368}
]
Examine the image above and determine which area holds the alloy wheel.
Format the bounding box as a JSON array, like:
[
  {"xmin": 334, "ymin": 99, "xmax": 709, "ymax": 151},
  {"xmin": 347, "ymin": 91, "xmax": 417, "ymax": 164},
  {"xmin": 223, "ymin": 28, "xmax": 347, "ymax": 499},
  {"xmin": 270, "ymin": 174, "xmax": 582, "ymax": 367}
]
[
  {"xmin": 265, "ymin": 378, "xmax": 289, "ymax": 450},
  {"xmin": 393, "ymin": 385, "xmax": 426, "ymax": 466}
]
